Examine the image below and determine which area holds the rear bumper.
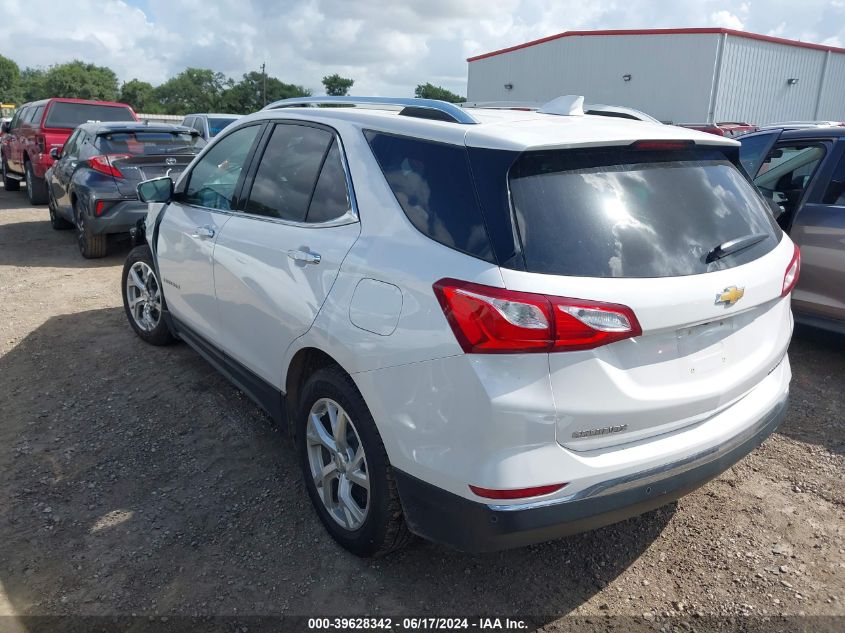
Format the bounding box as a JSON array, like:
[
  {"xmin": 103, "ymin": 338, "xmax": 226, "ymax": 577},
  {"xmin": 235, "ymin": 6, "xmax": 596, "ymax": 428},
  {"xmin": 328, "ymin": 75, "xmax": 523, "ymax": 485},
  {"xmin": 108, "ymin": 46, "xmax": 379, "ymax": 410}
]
[
  {"xmin": 395, "ymin": 392, "xmax": 787, "ymax": 553},
  {"xmin": 86, "ymin": 199, "xmax": 147, "ymax": 235}
]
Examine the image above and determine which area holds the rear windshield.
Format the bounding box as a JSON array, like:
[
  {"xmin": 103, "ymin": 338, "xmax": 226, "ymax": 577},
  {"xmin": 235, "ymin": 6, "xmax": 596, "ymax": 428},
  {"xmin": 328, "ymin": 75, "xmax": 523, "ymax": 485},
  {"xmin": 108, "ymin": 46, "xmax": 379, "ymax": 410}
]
[
  {"xmin": 509, "ymin": 147, "xmax": 780, "ymax": 278},
  {"xmin": 208, "ymin": 117, "xmax": 237, "ymax": 137},
  {"xmin": 45, "ymin": 102, "xmax": 135, "ymax": 129},
  {"xmin": 96, "ymin": 131, "xmax": 204, "ymax": 155}
]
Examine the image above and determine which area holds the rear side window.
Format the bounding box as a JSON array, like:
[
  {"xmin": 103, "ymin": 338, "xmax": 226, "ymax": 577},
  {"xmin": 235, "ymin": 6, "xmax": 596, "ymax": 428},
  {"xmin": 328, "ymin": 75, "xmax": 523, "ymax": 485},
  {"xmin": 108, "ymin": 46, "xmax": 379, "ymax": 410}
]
[
  {"xmin": 509, "ymin": 148, "xmax": 779, "ymax": 278},
  {"xmin": 365, "ymin": 131, "xmax": 493, "ymax": 262},
  {"xmin": 45, "ymin": 102, "xmax": 135, "ymax": 129},
  {"xmin": 26, "ymin": 106, "xmax": 44, "ymax": 124},
  {"xmin": 245, "ymin": 123, "xmax": 332, "ymax": 221},
  {"xmin": 208, "ymin": 118, "xmax": 237, "ymax": 137},
  {"xmin": 823, "ymin": 151, "xmax": 845, "ymax": 205},
  {"xmin": 307, "ymin": 140, "xmax": 352, "ymax": 223}
]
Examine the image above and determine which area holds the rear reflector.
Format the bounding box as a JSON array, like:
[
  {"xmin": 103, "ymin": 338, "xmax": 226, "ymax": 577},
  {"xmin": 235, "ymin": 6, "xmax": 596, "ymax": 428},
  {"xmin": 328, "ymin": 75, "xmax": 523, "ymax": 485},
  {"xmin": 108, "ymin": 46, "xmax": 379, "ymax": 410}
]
[
  {"xmin": 433, "ymin": 278, "xmax": 642, "ymax": 354},
  {"xmin": 88, "ymin": 154, "xmax": 129, "ymax": 179},
  {"xmin": 94, "ymin": 200, "xmax": 106, "ymax": 216},
  {"xmin": 782, "ymin": 244, "xmax": 801, "ymax": 297},
  {"xmin": 469, "ymin": 483, "xmax": 566, "ymax": 500}
]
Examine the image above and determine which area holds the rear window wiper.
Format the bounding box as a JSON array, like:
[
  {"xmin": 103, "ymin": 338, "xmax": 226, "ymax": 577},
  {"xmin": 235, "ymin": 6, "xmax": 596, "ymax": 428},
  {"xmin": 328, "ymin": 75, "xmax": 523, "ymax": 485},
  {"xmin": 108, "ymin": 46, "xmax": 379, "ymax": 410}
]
[{"xmin": 705, "ymin": 233, "xmax": 770, "ymax": 264}]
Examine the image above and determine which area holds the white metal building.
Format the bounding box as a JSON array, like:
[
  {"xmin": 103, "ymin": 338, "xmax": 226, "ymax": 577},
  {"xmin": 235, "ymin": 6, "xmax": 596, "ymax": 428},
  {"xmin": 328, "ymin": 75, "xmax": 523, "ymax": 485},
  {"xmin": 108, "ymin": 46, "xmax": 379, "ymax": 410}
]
[{"xmin": 466, "ymin": 28, "xmax": 845, "ymax": 125}]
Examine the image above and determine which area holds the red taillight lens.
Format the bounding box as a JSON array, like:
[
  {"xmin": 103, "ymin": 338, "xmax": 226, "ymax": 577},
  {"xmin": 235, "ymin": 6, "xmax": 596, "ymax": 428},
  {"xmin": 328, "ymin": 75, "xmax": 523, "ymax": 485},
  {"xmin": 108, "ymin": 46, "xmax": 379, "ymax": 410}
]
[
  {"xmin": 94, "ymin": 200, "xmax": 106, "ymax": 216},
  {"xmin": 469, "ymin": 483, "xmax": 566, "ymax": 500},
  {"xmin": 782, "ymin": 244, "xmax": 801, "ymax": 297},
  {"xmin": 433, "ymin": 278, "xmax": 642, "ymax": 354},
  {"xmin": 88, "ymin": 154, "xmax": 128, "ymax": 179},
  {"xmin": 36, "ymin": 134, "xmax": 46, "ymax": 153}
]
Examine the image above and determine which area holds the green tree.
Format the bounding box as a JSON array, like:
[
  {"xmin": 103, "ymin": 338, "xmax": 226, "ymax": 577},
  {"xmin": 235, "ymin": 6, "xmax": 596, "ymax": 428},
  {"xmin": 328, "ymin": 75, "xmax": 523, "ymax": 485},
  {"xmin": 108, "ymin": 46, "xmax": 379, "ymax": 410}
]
[
  {"xmin": 0, "ymin": 54, "xmax": 20, "ymax": 103},
  {"xmin": 154, "ymin": 68, "xmax": 232, "ymax": 115},
  {"xmin": 41, "ymin": 60, "xmax": 119, "ymax": 100},
  {"xmin": 119, "ymin": 79, "xmax": 160, "ymax": 113},
  {"xmin": 19, "ymin": 67, "xmax": 47, "ymax": 101},
  {"xmin": 322, "ymin": 73, "xmax": 354, "ymax": 96},
  {"xmin": 414, "ymin": 83, "xmax": 465, "ymax": 103},
  {"xmin": 221, "ymin": 71, "xmax": 311, "ymax": 114}
]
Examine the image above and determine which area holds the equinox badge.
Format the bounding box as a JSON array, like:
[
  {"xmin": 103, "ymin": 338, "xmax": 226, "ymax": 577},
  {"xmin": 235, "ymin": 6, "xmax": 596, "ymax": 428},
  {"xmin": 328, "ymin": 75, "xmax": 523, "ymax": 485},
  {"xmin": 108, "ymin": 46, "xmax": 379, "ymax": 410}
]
[{"xmin": 716, "ymin": 286, "xmax": 745, "ymax": 307}]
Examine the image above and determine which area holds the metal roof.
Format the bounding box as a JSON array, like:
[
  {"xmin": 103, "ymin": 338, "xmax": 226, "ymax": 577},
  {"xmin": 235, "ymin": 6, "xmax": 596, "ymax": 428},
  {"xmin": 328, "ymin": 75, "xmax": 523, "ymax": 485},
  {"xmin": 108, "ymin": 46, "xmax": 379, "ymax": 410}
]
[{"xmin": 467, "ymin": 28, "xmax": 845, "ymax": 63}]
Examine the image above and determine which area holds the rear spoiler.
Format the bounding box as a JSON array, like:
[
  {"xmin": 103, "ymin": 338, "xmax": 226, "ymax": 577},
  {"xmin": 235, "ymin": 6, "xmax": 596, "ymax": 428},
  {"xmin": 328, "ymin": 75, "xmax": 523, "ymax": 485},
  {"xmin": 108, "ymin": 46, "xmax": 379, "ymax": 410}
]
[{"xmin": 96, "ymin": 127, "xmax": 199, "ymax": 137}]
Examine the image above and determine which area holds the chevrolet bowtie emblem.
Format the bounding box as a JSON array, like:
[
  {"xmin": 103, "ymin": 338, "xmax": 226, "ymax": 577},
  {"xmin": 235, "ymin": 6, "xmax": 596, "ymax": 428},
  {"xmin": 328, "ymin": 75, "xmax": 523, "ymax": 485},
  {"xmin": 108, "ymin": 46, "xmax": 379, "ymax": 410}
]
[{"xmin": 716, "ymin": 286, "xmax": 745, "ymax": 306}]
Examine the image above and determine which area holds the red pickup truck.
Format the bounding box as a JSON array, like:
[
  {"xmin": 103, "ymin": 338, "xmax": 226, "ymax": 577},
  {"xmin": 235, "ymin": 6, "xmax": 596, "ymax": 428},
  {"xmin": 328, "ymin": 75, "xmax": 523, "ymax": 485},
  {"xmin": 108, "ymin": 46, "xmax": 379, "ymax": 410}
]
[{"xmin": 1, "ymin": 98, "xmax": 137, "ymax": 205}]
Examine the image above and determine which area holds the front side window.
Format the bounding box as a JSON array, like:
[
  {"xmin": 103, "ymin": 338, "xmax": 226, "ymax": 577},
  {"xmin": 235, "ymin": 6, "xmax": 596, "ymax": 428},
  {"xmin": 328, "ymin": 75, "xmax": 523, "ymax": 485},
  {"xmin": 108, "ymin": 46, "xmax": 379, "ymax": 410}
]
[
  {"xmin": 364, "ymin": 131, "xmax": 493, "ymax": 261},
  {"xmin": 62, "ymin": 130, "xmax": 81, "ymax": 158},
  {"xmin": 245, "ymin": 124, "xmax": 333, "ymax": 221},
  {"xmin": 184, "ymin": 124, "xmax": 260, "ymax": 211},
  {"xmin": 509, "ymin": 147, "xmax": 779, "ymax": 278},
  {"xmin": 753, "ymin": 144, "xmax": 825, "ymax": 218}
]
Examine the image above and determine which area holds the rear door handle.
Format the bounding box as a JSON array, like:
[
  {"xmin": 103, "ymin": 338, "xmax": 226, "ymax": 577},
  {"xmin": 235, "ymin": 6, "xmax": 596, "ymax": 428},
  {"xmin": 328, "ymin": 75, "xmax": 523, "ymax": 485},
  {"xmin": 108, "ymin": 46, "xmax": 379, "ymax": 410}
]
[
  {"xmin": 287, "ymin": 249, "xmax": 321, "ymax": 264},
  {"xmin": 193, "ymin": 226, "xmax": 215, "ymax": 239}
]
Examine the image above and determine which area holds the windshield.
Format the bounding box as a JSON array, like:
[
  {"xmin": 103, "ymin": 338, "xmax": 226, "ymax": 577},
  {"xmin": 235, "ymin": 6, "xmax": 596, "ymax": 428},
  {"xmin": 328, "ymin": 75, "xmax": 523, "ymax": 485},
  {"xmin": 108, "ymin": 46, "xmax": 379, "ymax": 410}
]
[
  {"xmin": 96, "ymin": 131, "xmax": 205, "ymax": 155},
  {"xmin": 45, "ymin": 102, "xmax": 135, "ymax": 129},
  {"xmin": 208, "ymin": 117, "xmax": 238, "ymax": 137},
  {"xmin": 508, "ymin": 147, "xmax": 780, "ymax": 278}
]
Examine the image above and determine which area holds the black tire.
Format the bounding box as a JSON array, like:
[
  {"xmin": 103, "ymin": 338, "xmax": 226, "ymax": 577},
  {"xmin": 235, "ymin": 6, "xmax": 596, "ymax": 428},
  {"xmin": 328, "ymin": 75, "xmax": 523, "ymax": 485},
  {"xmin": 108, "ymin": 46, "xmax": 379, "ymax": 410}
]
[
  {"xmin": 121, "ymin": 245, "xmax": 175, "ymax": 346},
  {"xmin": 25, "ymin": 161, "xmax": 48, "ymax": 205},
  {"xmin": 48, "ymin": 189, "xmax": 73, "ymax": 230},
  {"xmin": 2, "ymin": 159, "xmax": 20, "ymax": 191},
  {"xmin": 296, "ymin": 366, "xmax": 413, "ymax": 557},
  {"xmin": 76, "ymin": 203, "xmax": 107, "ymax": 258}
]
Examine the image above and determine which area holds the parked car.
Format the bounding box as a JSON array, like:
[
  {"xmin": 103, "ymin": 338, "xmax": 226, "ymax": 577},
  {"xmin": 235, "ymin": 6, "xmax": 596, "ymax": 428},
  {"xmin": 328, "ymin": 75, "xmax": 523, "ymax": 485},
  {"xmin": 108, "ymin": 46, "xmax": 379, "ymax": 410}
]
[
  {"xmin": 123, "ymin": 96, "xmax": 795, "ymax": 556},
  {"xmin": 46, "ymin": 122, "xmax": 204, "ymax": 258},
  {"xmin": 181, "ymin": 113, "xmax": 241, "ymax": 140},
  {"xmin": 681, "ymin": 122, "xmax": 757, "ymax": 138},
  {"xmin": 739, "ymin": 126, "xmax": 845, "ymax": 333},
  {"xmin": 1, "ymin": 98, "xmax": 137, "ymax": 205}
]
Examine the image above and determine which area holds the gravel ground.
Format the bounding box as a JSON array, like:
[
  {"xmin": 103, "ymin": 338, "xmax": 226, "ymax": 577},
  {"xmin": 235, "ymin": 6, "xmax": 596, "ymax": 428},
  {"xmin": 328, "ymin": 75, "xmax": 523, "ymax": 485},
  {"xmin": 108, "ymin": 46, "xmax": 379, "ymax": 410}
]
[{"xmin": 0, "ymin": 189, "xmax": 842, "ymax": 632}]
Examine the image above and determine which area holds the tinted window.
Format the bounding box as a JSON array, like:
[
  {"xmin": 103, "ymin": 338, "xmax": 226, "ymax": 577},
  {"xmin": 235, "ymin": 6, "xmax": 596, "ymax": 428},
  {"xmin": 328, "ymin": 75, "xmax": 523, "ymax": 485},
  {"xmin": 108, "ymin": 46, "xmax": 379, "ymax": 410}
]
[
  {"xmin": 185, "ymin": 124, "xmax": 260, "ymax": 211},
  {"xmin": 823, "ymin": 151, "xmax": 845, "ymax": 205},
  {"xmin": 307, "ymin": 140, "xmax": 351, "ymax": 223},
  {"xmin": 26, "ymin": 106, "xmax": 44, "ymax": 124},
  {"xmin": 245, "ymin": 124, "xmax": 332, "ymax": 221},
  {"xmin": 62, "ymin": 130, "xmax": 81, "ymax": 157},
  {"xmin": 509, "ymin": 148, "xmax": 779, "ymax": 278},
  {"xmin": 739, "ymin": 132, "xmax": 779, "ymax": 177},
  {"xmin": 45, "ymin": 102, "xmax": 135, "ymax": 129},
  {"xmin": 182, "ymin": 116, "xmax": 194, "ymax": 129},
  {"xmin": 192, "ymin": 118, "xmax": 205, "ymax": 134},
  {"xmin": 364, "ymin": 131, "xmax": 493, "ymax": 262},
  {"xmin": 208, "ymin": 117, "xmax": 237, "ymax": 137},
  {"xmin": 10, "ymin": 108, "xmax": 24, "ymax": 129},
  {"xmin": 97, "ymin": 131, "xmax": 204, "ymax": 155}
]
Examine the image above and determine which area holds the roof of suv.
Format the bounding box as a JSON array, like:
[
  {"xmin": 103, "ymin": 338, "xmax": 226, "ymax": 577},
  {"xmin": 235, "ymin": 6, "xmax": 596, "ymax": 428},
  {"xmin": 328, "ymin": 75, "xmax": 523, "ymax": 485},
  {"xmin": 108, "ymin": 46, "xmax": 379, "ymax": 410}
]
[
  {"xmin": 247, "ymin": 101, "xmax": 737, "ymax": 152},
  {"xmin": 744, "ymin": 126, "xmax": 845, "ymax": 140}
]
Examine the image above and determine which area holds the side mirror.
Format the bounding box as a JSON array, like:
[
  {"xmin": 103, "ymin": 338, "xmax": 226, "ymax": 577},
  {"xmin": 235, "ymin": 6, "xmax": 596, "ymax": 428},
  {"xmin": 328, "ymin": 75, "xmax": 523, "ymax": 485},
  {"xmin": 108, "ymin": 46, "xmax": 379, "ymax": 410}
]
[
  {"xmin": 137, "ymin": 177, "xmax": 174, "ymax": 203},
  {"xmin": 49, "ymin": 147, "xmax": 61, "ymax": 160},
  {"xmin": 766, "ymin": 197, "xmax": 785, "ymax": 220},
  {"xmin": 1, "ymin": 121, "xmax": 9, "ymax": 134}
]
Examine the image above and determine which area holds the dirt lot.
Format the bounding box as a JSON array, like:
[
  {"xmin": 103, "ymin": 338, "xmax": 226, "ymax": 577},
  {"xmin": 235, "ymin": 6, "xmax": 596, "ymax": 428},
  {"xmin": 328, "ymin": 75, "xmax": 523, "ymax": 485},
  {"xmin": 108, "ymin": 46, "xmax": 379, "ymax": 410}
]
[{"xmin": 0, "ymin": 188, "xmax": 843, "ymax": 631}]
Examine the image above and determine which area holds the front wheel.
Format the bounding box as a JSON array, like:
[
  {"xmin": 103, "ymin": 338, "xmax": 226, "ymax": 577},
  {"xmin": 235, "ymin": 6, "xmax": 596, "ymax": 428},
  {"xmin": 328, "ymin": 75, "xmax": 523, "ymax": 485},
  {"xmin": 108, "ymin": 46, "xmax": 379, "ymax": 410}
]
[
  {"xmin": 297, "ymin": 367, "xmax": 413, "ymax": 557},
  {"xmin": 25, "ymin": 161, "xmax": 48, "ymax": 205},
  {"xmin": 122, "ymin": 245, "xmax": 175, "ymax": 346},
  {"xmin": 2, "ymin": 159, "xmax": 20, "ymax": 191}
]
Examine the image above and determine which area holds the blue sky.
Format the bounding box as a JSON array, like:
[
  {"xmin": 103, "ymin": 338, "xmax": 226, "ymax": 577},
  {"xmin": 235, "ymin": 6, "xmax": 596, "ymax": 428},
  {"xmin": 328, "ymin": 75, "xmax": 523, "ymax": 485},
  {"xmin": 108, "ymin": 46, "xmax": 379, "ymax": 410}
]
[{"xmin": 1, "ymin": 0, "xmax": 844, "ymax": 97}]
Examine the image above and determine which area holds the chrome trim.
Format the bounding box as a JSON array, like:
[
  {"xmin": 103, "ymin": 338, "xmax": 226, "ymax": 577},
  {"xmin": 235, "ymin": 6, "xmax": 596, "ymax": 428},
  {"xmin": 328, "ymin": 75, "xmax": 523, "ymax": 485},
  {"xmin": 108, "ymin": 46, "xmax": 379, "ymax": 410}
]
[
  {"xmin": 263, "ymin": 96, "xmax": 480, "ymax": 125},
  {"xmin": 488, "ymin": 390, "xmax": 788, "ymax": 512}
]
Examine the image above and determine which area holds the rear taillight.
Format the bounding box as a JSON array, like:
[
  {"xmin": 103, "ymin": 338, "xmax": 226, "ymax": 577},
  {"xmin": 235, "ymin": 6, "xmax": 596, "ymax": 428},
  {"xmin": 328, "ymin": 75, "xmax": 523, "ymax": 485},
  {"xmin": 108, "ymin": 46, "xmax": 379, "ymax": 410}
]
[
  {"xmin": 631, "ymin": 140, "xmax": 695, "ymax": 150},
  {"xmin": 88, "ymin": 154, "xmax": 129, "ymax": 179},
  {"xmin": 36, "ymin": 134, "xmax": 46, "ymax": 153},
  {"xmin": 432, "ymin": 278, "xmax": 642, "ymax": 354},
  {"xmin": 469, "ymin": 483, "xmax": 566, "ymax": 500},
  {"xmin": 782, "ymin": 244, "xmax": 801, "ymax": 297}
]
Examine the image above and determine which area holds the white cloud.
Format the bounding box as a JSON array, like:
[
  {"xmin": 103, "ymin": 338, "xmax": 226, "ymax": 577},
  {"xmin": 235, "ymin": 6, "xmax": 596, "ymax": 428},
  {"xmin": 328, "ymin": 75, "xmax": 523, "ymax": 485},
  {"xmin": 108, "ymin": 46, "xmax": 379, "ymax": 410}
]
[{"xmin": 0, "ymin": 0, "xmax": 843, "ymax": 99}]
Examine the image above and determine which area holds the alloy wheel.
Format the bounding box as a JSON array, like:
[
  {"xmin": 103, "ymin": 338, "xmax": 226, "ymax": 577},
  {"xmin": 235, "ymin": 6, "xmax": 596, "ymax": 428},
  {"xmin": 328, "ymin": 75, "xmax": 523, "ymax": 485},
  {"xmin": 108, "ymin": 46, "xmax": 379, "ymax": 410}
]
[
  {"xmin": 306, "ymin": 398, "xmax": 370, "ymax": 531},
  {"xmin": 125, "ymin": 261, "xmax": 162, "ymax": 332}
]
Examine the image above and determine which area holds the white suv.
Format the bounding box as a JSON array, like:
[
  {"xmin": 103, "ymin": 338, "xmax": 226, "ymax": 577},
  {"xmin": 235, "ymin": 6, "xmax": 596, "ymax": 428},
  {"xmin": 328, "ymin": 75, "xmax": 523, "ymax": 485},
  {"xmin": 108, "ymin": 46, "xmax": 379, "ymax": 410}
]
[{"xmin": 123, "ymin": 96, "xmax": 797, "ymax": 556}]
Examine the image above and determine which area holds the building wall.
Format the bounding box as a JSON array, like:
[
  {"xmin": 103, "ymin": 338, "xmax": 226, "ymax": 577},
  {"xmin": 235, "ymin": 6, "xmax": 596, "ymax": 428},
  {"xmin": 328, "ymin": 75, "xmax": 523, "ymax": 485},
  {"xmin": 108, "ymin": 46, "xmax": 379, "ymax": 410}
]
[
  {"xmin": 467, "ymin": 32, "xmax": 845, "ymax": 125},
  {"xmin": 715, "ymin": 35, "xmax": 837, "ymax": 124},
  {"xmin": 467, "ymin": 33, "xmax": 721, "ymax": 123}
]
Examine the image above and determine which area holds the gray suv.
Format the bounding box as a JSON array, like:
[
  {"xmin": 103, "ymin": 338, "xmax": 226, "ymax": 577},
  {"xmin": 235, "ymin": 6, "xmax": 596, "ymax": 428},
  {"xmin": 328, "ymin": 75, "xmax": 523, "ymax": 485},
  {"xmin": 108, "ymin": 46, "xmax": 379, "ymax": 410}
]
[
  {"xmin": 181, "ymin": 113, "xmax": 241, "ymax": 140},
  {"xmin": 740, "ymin": 126, "xmax": 845, "ymax": 333}
]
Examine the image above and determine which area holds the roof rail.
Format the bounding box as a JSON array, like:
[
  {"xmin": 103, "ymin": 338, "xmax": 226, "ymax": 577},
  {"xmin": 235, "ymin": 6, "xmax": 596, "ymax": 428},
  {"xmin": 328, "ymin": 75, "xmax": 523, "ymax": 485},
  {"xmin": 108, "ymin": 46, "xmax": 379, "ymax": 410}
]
[{"xmin": 262, "ymin": 96, "xmax": 479, "ymax": 125}]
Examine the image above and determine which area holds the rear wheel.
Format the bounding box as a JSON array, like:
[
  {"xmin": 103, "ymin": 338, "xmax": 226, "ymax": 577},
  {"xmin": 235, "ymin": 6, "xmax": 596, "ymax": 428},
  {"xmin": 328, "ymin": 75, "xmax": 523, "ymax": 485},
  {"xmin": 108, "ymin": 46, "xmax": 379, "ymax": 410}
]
[
  {"xmin": 2, "ymin": 159, "xmax": 20, "ymax": 191},
  {"xmin": 76, "ymin": 203, "xmax": 107, "ymax": 258},
  {"xmin": 297, "ymin": 367, "xmax": 413, "ymax": 557},
  {"xmin": 25, "ymin": 161, "xmax": 48, "ymax": 205},
  {"xmin": 122, "ymin": 245, "xmax": 174, "ymax": 346}
]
